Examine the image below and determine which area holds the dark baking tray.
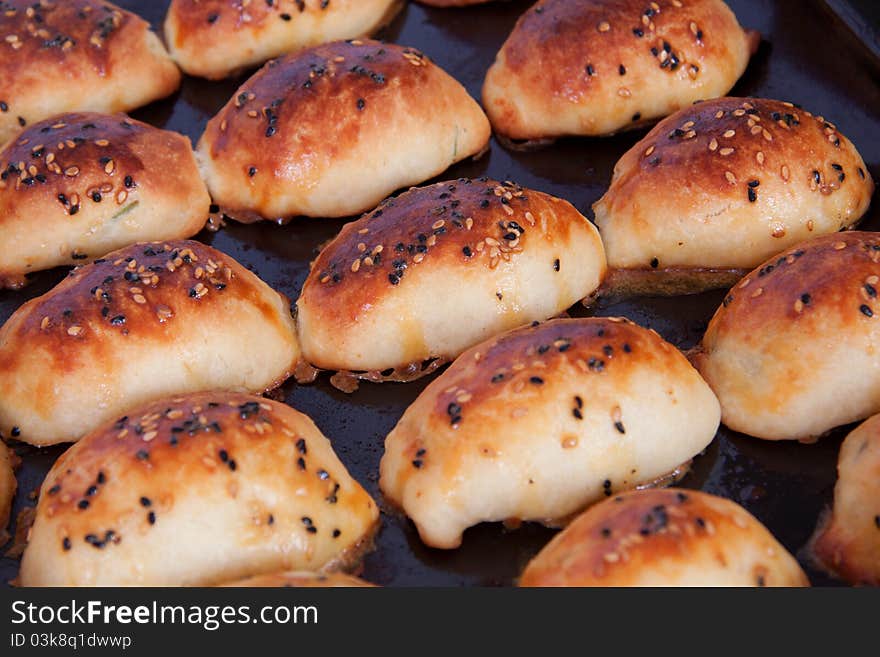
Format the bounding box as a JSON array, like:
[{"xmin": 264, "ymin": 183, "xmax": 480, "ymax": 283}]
[{"xmin": 2, "ymin": 0, "xmax": 878, "ymax": 587}]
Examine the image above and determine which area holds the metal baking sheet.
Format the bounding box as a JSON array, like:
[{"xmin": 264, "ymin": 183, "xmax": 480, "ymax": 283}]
[{"xmin": 2, "ymin": 0, "xmax": 878, "ymax": 587}]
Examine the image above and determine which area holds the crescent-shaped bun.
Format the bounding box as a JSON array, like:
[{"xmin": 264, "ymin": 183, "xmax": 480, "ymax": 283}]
[
  {"xmin": 0, "ymin": 112, "xmax": 210, "ymax": 289},
  {"xmin": 693, "ymin": 232, "xmax": 880, "ymax": 441},
  {"xmin": 482, "ymin": 0, "xmax": 757, "ymax": 141},
  {"xmin": 0, "ymin": 240, "xmax": 300, "ymax": 446},
  {"xmin": 812, "ymin": 414, "xmax": 880, "ymax": 585},
  {"xmin": 19, "ymin": 392, "xmax": 379, "ymax": 586},
  {"xmin": 165, "ymin": 0, "xmax": 403, "ymax": 80},
  {"xmin": 519, "ymin": 488, "xmax": 809, "ymax": 586},
  {"xmin": 220, "ymin": 571, "xmax": 375, "ymax": 587},
  {"xmin": 297, "ymin": 179, "xmax": 607, "ymax": 376},
  {"xmin": 594, "ymin": 98, "xmax": 874, "ymax": 295},
  {"xmin": 0, "ymin": 442, "xmax": 15, "ymax": 539},
  {"xmin": 197, "ymin": 40, "xmax": 490, "ymax": 222},
  {"xmin": 0, "ymin": 0, "xmax": 181, "ymax": 147},
  {"xmin": 379, "ymin": 317, "xmax": 720, "ymax": 549}
]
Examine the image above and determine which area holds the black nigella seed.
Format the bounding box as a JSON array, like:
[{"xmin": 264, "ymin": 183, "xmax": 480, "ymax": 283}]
[
  {"xmin": 333, "ymin": 529, "xmax": 341, "ymax": 538},
  {"xmin": 619, "ymin": 65, "xmax": 626, "ymax": 75},
  {"xmin": 747, "ymin": 187, "xmax": 757, "ymax": 203},
  {"xmin": 11, "ymin": 426, "xmax": 20, "ymax": 437},
  {"xmin": 78, "ymin": 499, "xmax": 89, "ymax": 510},
  {"xmin": 860, "ymin": 305, "xmax": 874, "ymax": 317},
  {"xmin": 248, "ymin": 166, "xmax": 257, "ymax": 177},
  {"xmin": 356, "ymin": 98, "xmax": 366, "ymax": 111},
  {"xmin": 650, "ymin": 257, "xmax": 659, "ymax": 268},
  {"xmin": 447, "ymin": 402, "xmax": 461, "ymax": 417},
  {"xmin": 388, "ymin": 273, "xmax": 400, "ymax": 285},
  {"xmin": 62, "ymin": 537, "xmax": 71, "ymax": 551},
  {"xmin": 148, "ymin": 511, "xmax": 156, "ymax": 525},
  {"xmin": 462, "ymin": 246, "xmax": 473, "ymax": 257},
  {"xmin": 207, "ymin": 13, "xmax": 218, "ymax": 23},
  {"xmin": 140, "ymin": 496, "xmax": 151, "ymax": 507},
  {"xmin": 529, "ymin": 376, "xmax": 544, "ymax": 385},
  {"xmin": 110, "ymin": 315, "xmax": 125, "ymax": 326},
  {"xmin": 553, "ymin": 258, "xmax": 560, "ymax": 272},
  {"xmin": 586, "ymin": 64, "xmax": 595, "ymax": 76},
  {"xmin": 614, "ymin": 421, "xmax": 626, "ymax": 434}
]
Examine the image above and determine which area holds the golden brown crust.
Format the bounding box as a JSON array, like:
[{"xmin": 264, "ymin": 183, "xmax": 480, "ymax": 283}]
[
  {"xmin": 165, "ymin": 0, "xmax": 403, "ymax": 79},
  {"xmin": 694, "ymin": 232, "xmax": 880, "ymax": 441},
  {"xmin": 483, "ymin": 0, "xmax": 756, "ymax": 139},
  {"xmin": 379, "ymin": 317, "xmax": 719, "ymax": 548},
  {"xmin": 594, "ymin": 98, "xmax": 874, "ymax": 280},
  {"xmin": 0, "ymin": 0, "xmax": 181, "ymax": 146},
  {"xmin": 296, "ymin": 178, "xmax": 606, "ymax": 372},
  {"xmin": 0, "ymin": 239, "xmax": 301, "ymax": 446},
  {"xmin": 811, "ymin": 415, "xmax": 880, "ymax": 585},
  {"xmin": 304, "ymin": 179, "xmax": 582, "ymax": 323},
  {"xmin": 0, "ymin": 112, "xmax": 210, "ymax": 287},
  {"xmin": 19, "ymin": 392, "xmax": 379, "ymax": 586},
  {"xmin": 197, "ymin": 40, "xmax": 490, "ymax": 221},
  {"xmin": 220, "ymin": 571, "xmax": 375, "ymax": 587},
  {"xmin": 520, "ymin": 488, "xmax": 809, "ymax": 586}
]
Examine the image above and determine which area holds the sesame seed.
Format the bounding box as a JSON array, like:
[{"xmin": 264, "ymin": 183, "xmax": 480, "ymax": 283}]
[{"xmin": 598, "ymin": 21, "xmax": 610, "ymax": 32}]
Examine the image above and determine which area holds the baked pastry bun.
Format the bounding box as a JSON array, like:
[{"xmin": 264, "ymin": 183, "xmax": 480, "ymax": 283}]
[
  {"xmin": 0, "ymin": 240, "xmax": 300, "ymax": 446},
  {"xmin": 0, "ymin": 112, "xmax": 210, "ymax": 289},
  {"xmin": 0, "ymin": 0, "xmax": 181, "ymax": 147},
  {"xmin": 220, "ymin": 571, "xmax": 374, "ymax": 587},
  {"xmin": 297, "ymin": 179, "xmax": 607, "ymax": 379},
  {"xmin": 519, "ymin": 488, "xmax": 809, "ymax": 586},
  {"xmin": 812, "ymin": 414, "xmax": 880, "ymax": 585},
  {"xmin": 165, "ymin": 0, "xmax": 403, "ymax": 80},
  {"xmin": 594, "ymin": 98, "xmax": 874, "ymax": 295},
  {"xmin": 19, "ymin": 392, "xmax": 379, "ymax": 586},
  {"xmin": 693, "ymin": 232, "xmax": 880, "ymax": 441},
  {"xmin": 482, "ymin": 0, "xmax": 757, "ymax": 142},
  {"xmin": 379, "ymin": 317, "xmax": 720, "ymax": 549},
  {"xmin": 197, "ymin": 40, "xmax": 490, "ymax": 222},
  {"xmin": 0, "ymin": 442, "xmax": 15, "ymax": 541}
]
